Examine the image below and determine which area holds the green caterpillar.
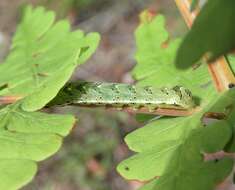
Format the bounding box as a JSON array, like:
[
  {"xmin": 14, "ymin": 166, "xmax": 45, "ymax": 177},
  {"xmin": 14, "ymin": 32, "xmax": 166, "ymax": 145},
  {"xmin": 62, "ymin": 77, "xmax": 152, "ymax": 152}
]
[{"xmin": 48, "ymin": 81, "xmax": 195, "ymax": 112}]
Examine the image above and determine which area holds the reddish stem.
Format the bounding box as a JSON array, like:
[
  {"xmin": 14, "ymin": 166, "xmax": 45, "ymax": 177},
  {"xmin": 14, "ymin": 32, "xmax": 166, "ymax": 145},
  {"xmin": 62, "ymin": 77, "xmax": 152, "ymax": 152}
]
[{"xmin": 0, "ymin": 95, "xmax": 23, "ymax": 105}]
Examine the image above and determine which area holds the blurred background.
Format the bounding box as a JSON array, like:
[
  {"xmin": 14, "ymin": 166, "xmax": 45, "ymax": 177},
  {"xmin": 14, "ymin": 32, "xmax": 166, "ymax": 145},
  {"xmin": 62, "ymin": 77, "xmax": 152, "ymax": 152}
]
[{"xmin": 0, "ymin": 0, "xmax": 186, "ymax": 189}]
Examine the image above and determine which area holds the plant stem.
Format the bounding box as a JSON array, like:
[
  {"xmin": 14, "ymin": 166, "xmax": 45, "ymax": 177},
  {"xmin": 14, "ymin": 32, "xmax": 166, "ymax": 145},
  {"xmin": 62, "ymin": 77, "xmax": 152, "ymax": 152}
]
[
  {"xmin": 107, "ymin": 106, "xmax": 197, "ymax": 117},
  {"xmin": 0, "ymin": 96, "xmax": 22, "ymax": 105}
]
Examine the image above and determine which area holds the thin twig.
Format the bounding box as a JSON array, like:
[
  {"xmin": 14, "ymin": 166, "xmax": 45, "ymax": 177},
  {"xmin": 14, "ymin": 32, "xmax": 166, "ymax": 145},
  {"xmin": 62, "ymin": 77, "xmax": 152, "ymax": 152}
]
[
  {"xmin": 111, "ymin": 106, "xmax": 197, "ymax": 116},
  {"xmin": 76, "ymin": 104, "xmax": 198, "ymax": 117},
  {"xmin": 0, "ymin": 95, "xmax": 22, "ymax": 105}
]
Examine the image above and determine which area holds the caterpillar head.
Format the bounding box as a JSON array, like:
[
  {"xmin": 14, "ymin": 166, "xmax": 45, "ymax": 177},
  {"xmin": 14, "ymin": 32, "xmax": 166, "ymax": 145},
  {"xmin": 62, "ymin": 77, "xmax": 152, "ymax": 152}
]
[{"xmin": 172, "ymin": 86, "xmax": 195, "ymax": 109}]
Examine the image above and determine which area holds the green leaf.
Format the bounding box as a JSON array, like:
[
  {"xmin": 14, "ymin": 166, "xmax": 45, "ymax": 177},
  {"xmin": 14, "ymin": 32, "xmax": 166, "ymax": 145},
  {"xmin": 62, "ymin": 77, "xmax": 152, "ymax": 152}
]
[
  {"xmin": 118, "ymin": 13, "xmax": 234, "ymax": 190},
  {"xmin": 0, "ymin": 103, "xmax": 75, "ymax": 189},
  {"xmin": 0, "ymin": 5, "xmax": 99, "ymax": 189},
  {"xmin": 118, "ymin": 116, "xmax": 233, "ymax": 178},
  {"xmin": 139, "ymin": 121, "xmax": 233, "ymax": 190},
  {"xmin": 0, "ymin": 159, "xmax": 36, "ymax": 190},
  {"xmin": 0, "ymin": 6, "xmax": 100, "ymax": 111},
  {"xmin": 175, "ymin": 0, "xmax": 235, "ymax": 68},
  {"xmin": 0, "ymin": 104, "xmax": 75, "ymax": 136},
  {"xmin": 132, "ymin": 13, "xmax": 216, "ymax": 103}
]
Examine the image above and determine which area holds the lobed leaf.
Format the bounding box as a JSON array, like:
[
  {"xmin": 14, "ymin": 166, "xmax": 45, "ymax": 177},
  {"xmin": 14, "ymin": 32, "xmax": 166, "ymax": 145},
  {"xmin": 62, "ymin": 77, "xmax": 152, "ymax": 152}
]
[
  {"xmin": 0, "ymin": 103, "xmax": 75, "ymax": 189},
  {"xmin": 0, "ymin": 6, "xmax": 100, "ymax": 111},
  {"xmin": 118, "ymin": 12, "xmax": 235, "ymax": 190},
  {"xmin": 139, "ymin": 120, "xmax": 233, "ymax": 190},
  {"xmin": 0, "ymin": 5, "xmax": 99, "ymax": 189}
]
